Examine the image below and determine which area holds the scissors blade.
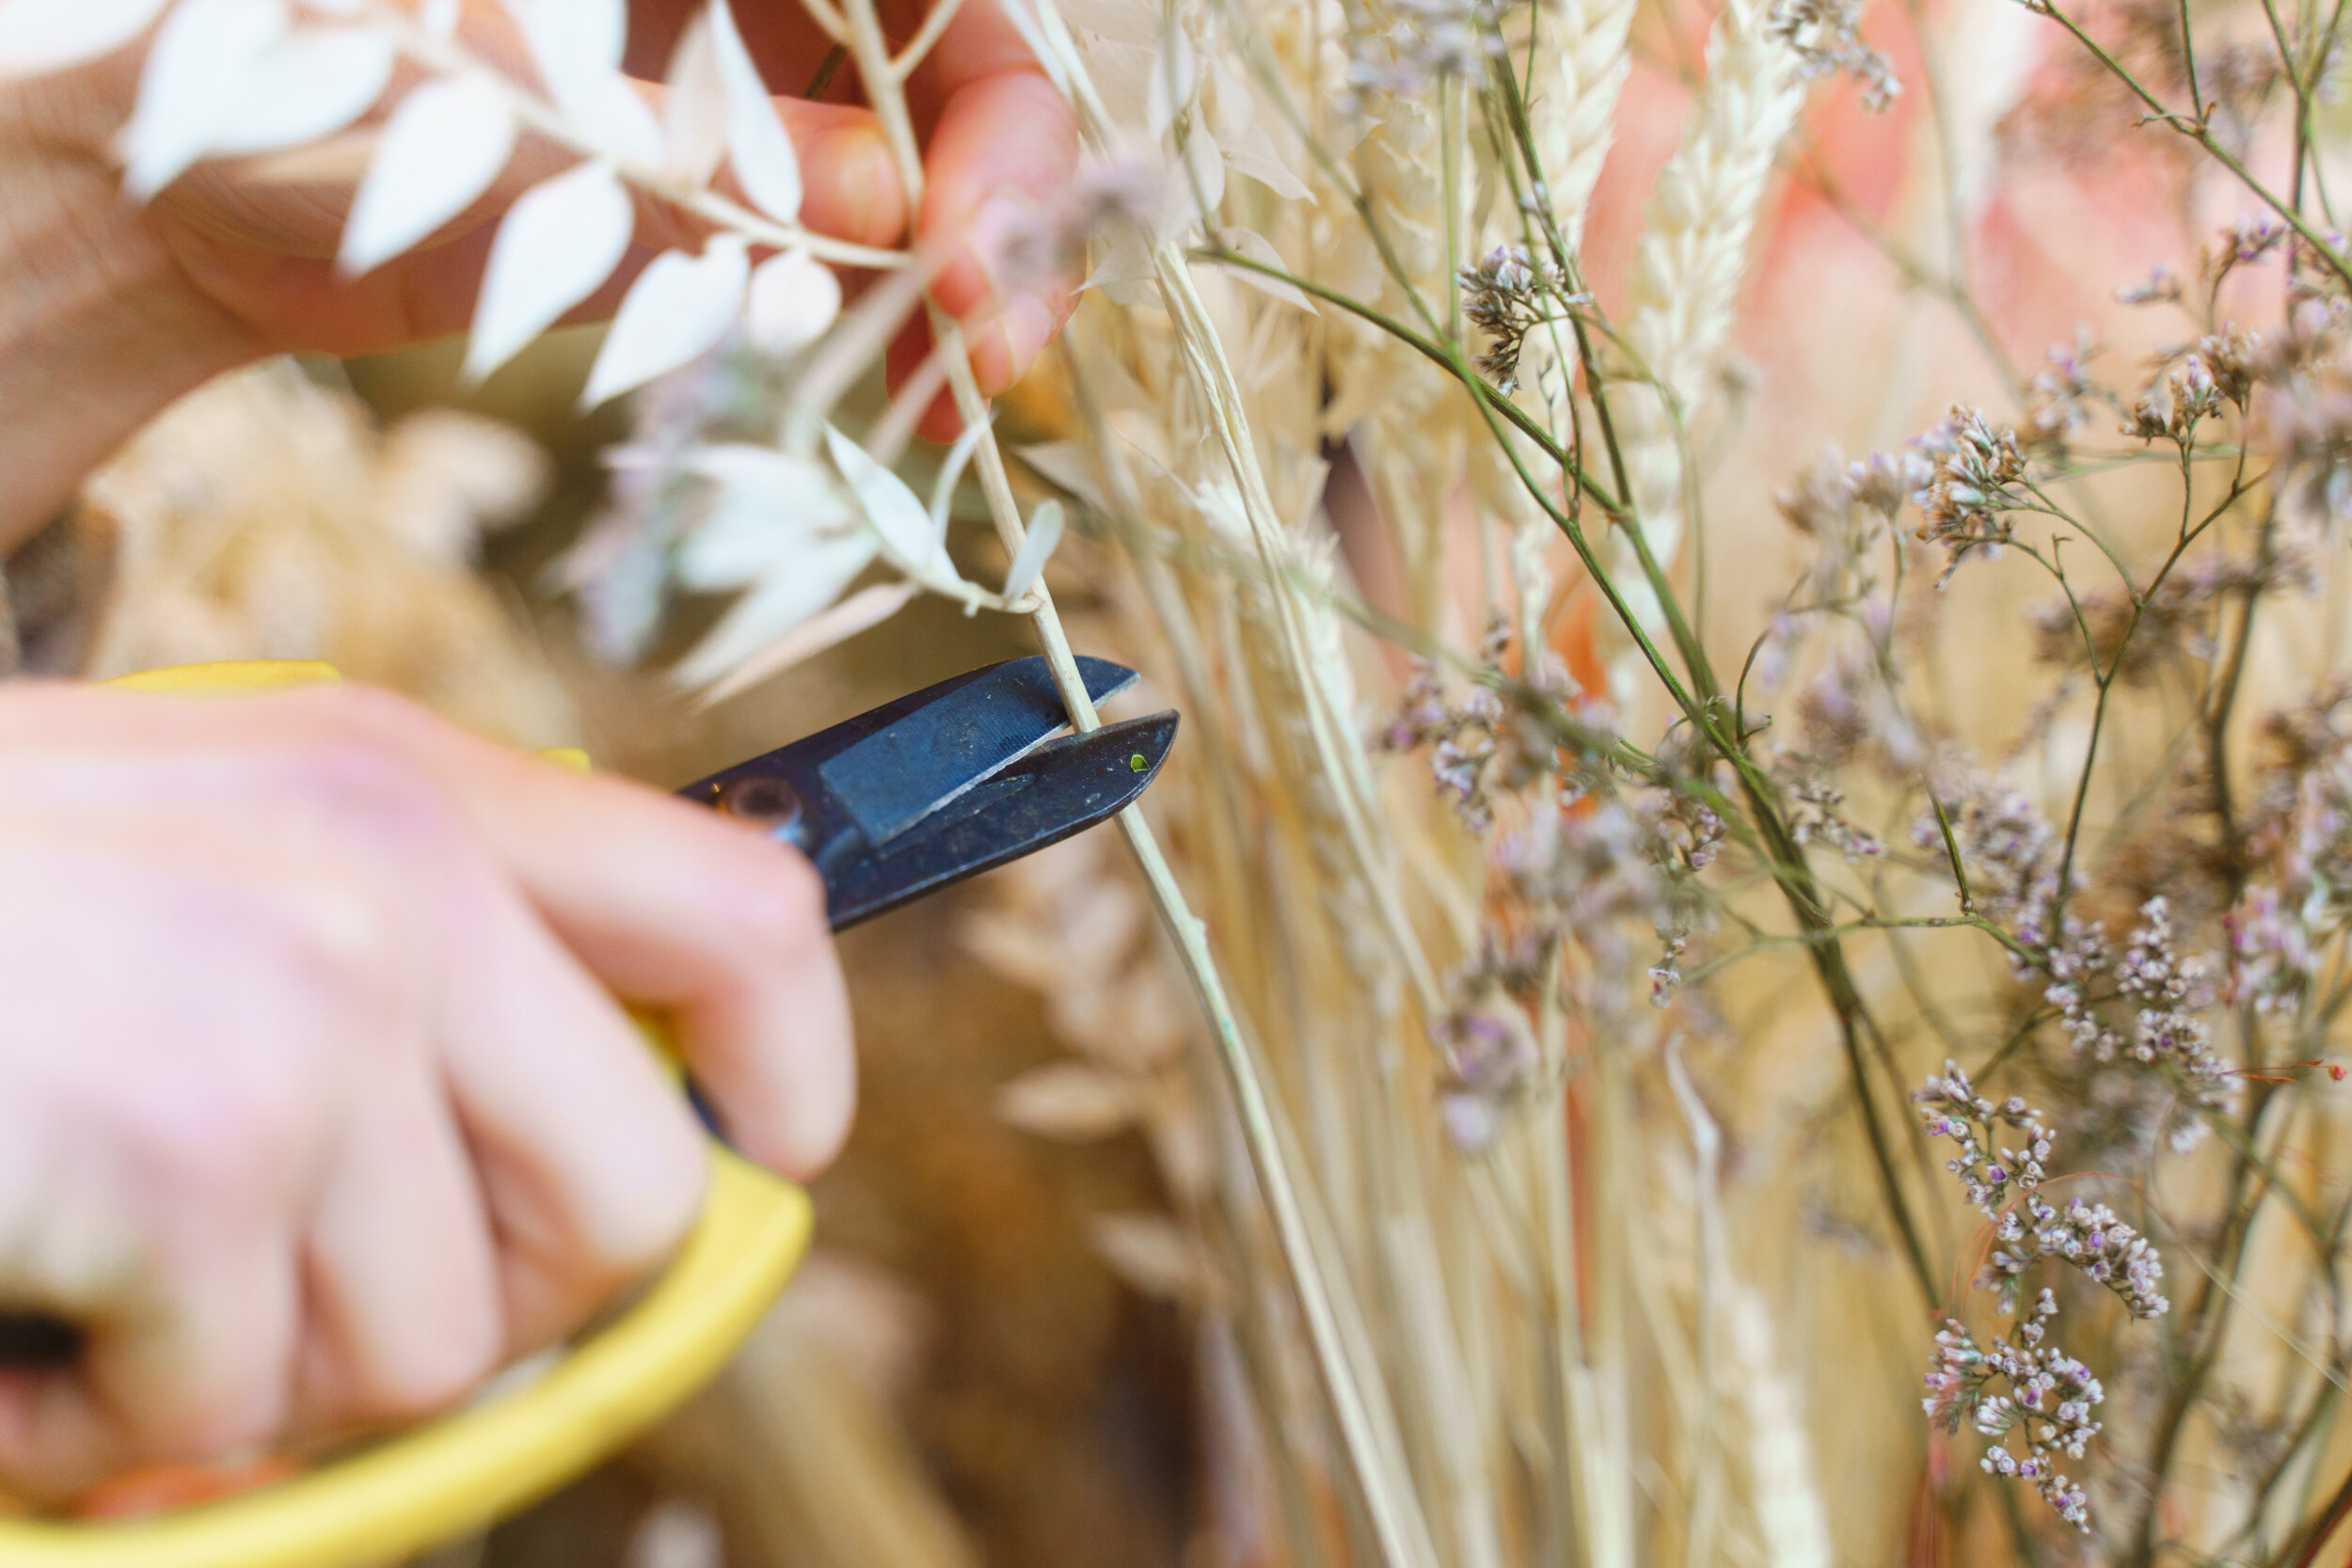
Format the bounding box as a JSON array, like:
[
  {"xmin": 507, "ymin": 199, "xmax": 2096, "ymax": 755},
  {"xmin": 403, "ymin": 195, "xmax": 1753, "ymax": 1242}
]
[
  {"xmin": 675, "ymin": 658, "xmax": 1174, "ymax": 930},
  {"xmin": 820, "ymin": 711, "xmax": 1178, "ymax": 928},
  {"xmin": 676, "ymin": 655, "xmax": 1137, "ymax": 845}
]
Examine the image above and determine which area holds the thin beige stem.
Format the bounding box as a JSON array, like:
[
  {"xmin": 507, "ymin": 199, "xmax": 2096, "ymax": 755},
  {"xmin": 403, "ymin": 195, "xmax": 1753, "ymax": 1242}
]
[
  {"xmin": 890, "ymin": 0, "xmax": 975, "ymax": 81},
  {"xmin": 797, "ymin": 0, "xmax": 855, "ymax": 47}
]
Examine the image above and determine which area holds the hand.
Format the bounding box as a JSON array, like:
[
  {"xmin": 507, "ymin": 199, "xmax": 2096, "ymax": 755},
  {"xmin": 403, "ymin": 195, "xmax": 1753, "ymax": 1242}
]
[
  {"xmin": 0, "ymin": 0, "xmax": 1077, "ymax": 546},
  {"xmin": 0, "ymin": 680, "xmax": 852, "ymax": 1500}
]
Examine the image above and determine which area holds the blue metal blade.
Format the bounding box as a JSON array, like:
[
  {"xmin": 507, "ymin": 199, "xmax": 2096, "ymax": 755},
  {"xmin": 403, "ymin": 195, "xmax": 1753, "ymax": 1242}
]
[
  {"xmin": 815, "ymin": 656, "xmax": 1136, "ymax": 845},
  {"xmin": 674, "ymin": 657, "xmax": 1166, "ymax": 932},
  {"xmin": 820, "ymin": 712, "xmax": 1177, "ymax": 927}
]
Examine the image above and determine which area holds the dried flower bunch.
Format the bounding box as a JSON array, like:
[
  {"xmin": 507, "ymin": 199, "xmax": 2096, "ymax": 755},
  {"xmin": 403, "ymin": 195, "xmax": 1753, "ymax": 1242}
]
[
  {"xmin": 20, "ymin": 0, "xmax": 2352, "ymax": 1560},
  {"xmin": 941, "ymin": 0, "xmax": 2352, "ymax": 1558}
]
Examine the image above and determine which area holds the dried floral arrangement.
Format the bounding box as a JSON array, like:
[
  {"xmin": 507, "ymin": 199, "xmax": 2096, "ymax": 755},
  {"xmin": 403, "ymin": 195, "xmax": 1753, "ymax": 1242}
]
[{"xmin": 11, "ymin": 0, "xmax": 2352, "ymax": 1560}]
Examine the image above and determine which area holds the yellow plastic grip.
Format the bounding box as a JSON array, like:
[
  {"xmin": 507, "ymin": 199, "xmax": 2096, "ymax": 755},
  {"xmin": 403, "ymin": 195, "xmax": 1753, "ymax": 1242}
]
[{"xmin": 0, "ymin": 662, "xmax": 814, "ymax": 1568}]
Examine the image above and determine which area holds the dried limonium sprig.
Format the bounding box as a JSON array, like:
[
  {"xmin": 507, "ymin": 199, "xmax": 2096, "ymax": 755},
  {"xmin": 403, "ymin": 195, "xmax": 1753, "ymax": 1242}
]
[
  {"xmin": 1375, "ymin": 619, "xmax": 1564, "ymax": 834},
  {"xmin": 1917, "ymin": 1058, "xmax": 2053, "ymax": 1217},
  {"xmin": 1773, "ymin": 443, "xmax": 1921, "ymax": 599},
  {"xmin": 2024, "ymin": 328, "xmax": 2109, "ymax": 448},
  {"xmin": 1459, "ymin": 245, "xmax": 1593, "ymax": 396},
  {"xmin": 1432, "ymin": 947, "xmax": 1546, "ymax": 1151},
  {"xmin": 1344, "ymin": 0, "xmax": 1522, "ymax": 100},
  {"xmin": 2027, "ymin": 551, "xmax": 2312, "ymax": 686},
  {"xmin": 2122, "ymin": 350, "xmax": 2228, "ymax": 442},
  {"xmin": 1785, "ymin": 777, "xmax": 1883, "ymax": 863},
  {"xmin": 1925, "ymin": 1299, "xmax": 2099, "ymax": 1531},
  {"xmin": 1919, "ymin": 764, "xmax": 2235, "ymax": 1148},
  {"xmin": 2228, "ymin": 686, "xmax": 2352, "ymax": 1009},
  {"xmin": 1916, "ymin": 1066, "xmax": 2165, "ymax": 1530},
  {"xmin": 1910, "ymin": 406, "xmax": 2031, "ymax": 580},
  {"xmin": 1767, "ymin": 0, "xmax": 1901, "ymax": 111}
]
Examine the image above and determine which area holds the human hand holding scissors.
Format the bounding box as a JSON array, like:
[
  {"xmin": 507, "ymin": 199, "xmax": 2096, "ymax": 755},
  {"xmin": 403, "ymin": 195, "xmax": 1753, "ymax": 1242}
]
[{"xmin": 0, "ymin": 656, "xmax": 1171, "ymax": 1568}]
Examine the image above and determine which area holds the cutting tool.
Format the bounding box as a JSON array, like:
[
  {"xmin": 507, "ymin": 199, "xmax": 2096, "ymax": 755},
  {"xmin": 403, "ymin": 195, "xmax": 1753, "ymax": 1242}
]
[{"xmin": 0, "ymin": 655, "xmax": 1176, "ymax": 1568}]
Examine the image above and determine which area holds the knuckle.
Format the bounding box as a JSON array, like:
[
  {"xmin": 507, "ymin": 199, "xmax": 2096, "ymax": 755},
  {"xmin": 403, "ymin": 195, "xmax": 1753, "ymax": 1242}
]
[
  {"xmin": 118, "ymin": 1052, "xmax": 321, "ymax": 1220},
  {"xmin": 272, "ymin": 736, "xmax": 460, "ymax": 860},
  {"xmin": 118, "ymin": 893, "xmax": 403, "ymax": 1213}
]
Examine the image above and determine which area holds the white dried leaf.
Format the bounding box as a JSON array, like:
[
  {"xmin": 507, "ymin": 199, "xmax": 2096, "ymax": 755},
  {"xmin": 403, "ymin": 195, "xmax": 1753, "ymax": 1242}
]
[
  {"xmin": 675, "ymin": 446, "xmax": 850, "ymax": 588},
  {"xmin": 580, "ymin": 233, "xmax": 750, "ymax": 409},
  {"xmin": 210, "ymin": 28, "xmax": 392, "ymax": 157},
  {"xmin": 695, "ymin": 579, "xmax": 920, "ymax": 705},
  {"xmin": 1208, "ymin": 229, "xmax": 1314, "ymax": 313},
  {"xmin": 1083, "ymin": 226, "xmax": 1154, "ymax": 305},
  {"xmin": 499, "ymin": 0, "xmax": 657, "ymax": 163},
  {"xmin": 1014, "ymin": 440, "xmax": 1110, "ymax": 515},
  {"xmin": 707, "ymin": 0, "xmax": 801, "ymax": 222},
  {"xmin": 1000, "ymin": 499, "xmax": 1064, "ymax": 604},
  {"xmin": 822, "ymin": 424, "xmax": 946, "ymax": 574},
  {"xmin": 1206, "ymin": 59, "xmax": 1251, "ymax": 139},
  {"xmin": 671, "ymin": 529, "xmax": 878, "ymax": 689},
  {"xmin": 997, "ymin": 1061, "xmax": 1136, "ymax": 1140},
  {"xmin": 1142, "ymin": 24, "xmax": 1195, "ymax": 138},
  {"xmin": 680, "ymin": 444, "xmax": 844, "ymax": 513},
  {"xmin": 1172, "ymin": 122, "xmax": 1222, "ymax": 224},
  {"xmin": 463, "ymin": 159, "xmax": 634, "ymax": 384},
  {"xmin": 118, "ymin": 0, "xmax": 285, "ymax": 198},
  {"xmin": 744, "ymin": 248, "xmax": 841, "ymax": 355},
  {"xmin": 1089, "ymin": 1213, "xmax": 1206, "ymax": 1303},
  {"xmin": 1222, "ymin": 121, "xmax": 1311, "ymax": 202},
  {"xmin": 661, "ymin": 11, "xmax": 726, "ymax": 183},
  {"xmin": 0, "ymin": 0, "xmax": 168, "ymax": 77},
  {"xmin": 341, "ymin": 74, "xmax": 515, "ymax": 276},
  {"xmin": 501, "ymin": 0, "xmax": 621, "ymax": 117},
  {"xmin": 574, "ymin": 72, "xmax": 665, "ymax": 166}
]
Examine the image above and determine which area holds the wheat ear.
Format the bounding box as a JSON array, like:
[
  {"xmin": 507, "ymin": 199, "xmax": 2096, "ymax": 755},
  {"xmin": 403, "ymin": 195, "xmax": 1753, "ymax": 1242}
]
[
  {"xmin": 1544, "ymin": 0, "xmax": 1641, "ymax": 253},
  {"xmin": 1597, "ymin": 0, "xmax": 1804, "ymax": 696}
]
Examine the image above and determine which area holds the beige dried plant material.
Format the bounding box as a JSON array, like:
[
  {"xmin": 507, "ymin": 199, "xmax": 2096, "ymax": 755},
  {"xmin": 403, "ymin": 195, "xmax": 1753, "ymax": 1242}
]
[{"xmin": 71, "ymin": 358, "xmax": 572, "ymax": 747}]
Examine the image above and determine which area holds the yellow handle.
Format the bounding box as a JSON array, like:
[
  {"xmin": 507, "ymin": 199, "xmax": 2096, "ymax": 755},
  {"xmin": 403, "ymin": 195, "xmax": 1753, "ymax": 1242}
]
[{"xmin": 0, "ymin": 662, "xmax": 814, "ymax": 1568}]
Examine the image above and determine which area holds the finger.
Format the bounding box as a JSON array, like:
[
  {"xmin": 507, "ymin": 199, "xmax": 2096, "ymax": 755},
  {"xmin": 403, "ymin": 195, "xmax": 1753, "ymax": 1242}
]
[
  {"xmin": 0, "ymin": 685, "xmax": 857, "ymax": 1180},
  {"xmin": 291, "ymin": 1042, "xmax": 503, "ymax": 1433},
  {"xmin": 449, "ymin": 763, "xmax": 856, "ymax": 1180},
  {"xmin": 313, "ymin": 693, "xmax": 860, "ymax": 1180},
  {"xmin": 0, "ymin": 1223, "xmax": 296, "ymax": 1503},
  {"xmin": 0, "ymin": 829, "xmax": 315, "ymax": 1498},
  {"xmin": 904, "ymin": 0, "xmax": 1079, "ymax": 395},
  {"xmin": 424, "ymin": 864, "xmax": 708, "ymax": 1350},
  {"xmin": 622, "ymin": 81, "xmax": 910, "ymax": 251}
]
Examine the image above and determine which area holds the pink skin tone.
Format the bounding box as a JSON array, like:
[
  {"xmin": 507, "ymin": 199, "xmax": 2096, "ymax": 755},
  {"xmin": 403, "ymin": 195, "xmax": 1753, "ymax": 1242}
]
[
  {"xmin": 0, "ymin": 0, "xmax": 1073, "ymax": 1502},
  {"xmin": 0, "ymin": 684, "xmax": 855, "ymax": 1500}
]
